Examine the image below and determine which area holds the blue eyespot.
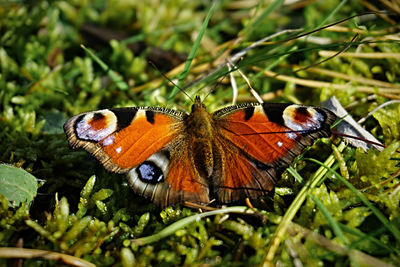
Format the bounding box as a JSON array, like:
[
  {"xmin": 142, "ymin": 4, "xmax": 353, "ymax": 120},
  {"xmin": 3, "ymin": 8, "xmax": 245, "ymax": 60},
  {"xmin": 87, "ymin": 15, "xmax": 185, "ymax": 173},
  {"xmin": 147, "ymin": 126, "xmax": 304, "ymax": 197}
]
[{"xmin": 136, "ymin": 161, "xmax": 164, "ymax": 184}]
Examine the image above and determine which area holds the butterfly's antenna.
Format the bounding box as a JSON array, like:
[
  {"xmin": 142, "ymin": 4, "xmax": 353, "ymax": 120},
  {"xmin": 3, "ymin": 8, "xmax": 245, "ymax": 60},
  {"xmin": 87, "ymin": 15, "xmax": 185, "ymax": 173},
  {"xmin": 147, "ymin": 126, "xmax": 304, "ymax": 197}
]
[{"xmin": 148, "ymin": 60, "xmax": 194, "ymax": 102}]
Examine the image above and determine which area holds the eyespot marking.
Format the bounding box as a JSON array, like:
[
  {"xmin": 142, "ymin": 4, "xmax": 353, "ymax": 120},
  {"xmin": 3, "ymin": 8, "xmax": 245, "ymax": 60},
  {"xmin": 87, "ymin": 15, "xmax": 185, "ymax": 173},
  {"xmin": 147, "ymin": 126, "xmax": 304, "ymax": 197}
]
[
  {"xmin": 293, "ymin": 107, "xmax": 311, "ymax": 123},
  {"xmin": 89, "ymin": 113, "xmax": 107, "ymax": 130},
  {"xmin": 136, "ymin": 161, "xmax": 164, "ymax": 184},
  {"xmin": 283, "ymin": 105, "xmax": 324, "ymax": 132},
  {"xmin": 126, "ymin": 151, "xmax": 170, "ymax": 189},
  {"xmin": 75, "ymin": 110, "xmax": 117, "ymax": 141}
]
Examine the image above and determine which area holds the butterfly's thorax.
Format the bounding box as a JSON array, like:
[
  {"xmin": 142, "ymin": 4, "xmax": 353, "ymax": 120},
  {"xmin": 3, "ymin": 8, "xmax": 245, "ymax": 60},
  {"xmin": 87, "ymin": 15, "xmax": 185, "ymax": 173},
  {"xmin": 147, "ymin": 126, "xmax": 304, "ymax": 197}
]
[
  {"xmin": 186, "ymin": 103, "xmax": 214, "ymax": 138},
  {"xmin": 184, "ymin": 101, "xmax": 215, "ymax": 177}
]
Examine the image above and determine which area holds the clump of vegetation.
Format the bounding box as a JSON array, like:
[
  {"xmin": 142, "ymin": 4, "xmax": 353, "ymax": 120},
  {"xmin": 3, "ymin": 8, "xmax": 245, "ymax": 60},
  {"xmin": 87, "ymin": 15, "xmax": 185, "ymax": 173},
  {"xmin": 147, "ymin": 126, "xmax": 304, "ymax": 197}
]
[{"xmin": 1, "ymin": 1, "xmax": 399, "ymax": 266}]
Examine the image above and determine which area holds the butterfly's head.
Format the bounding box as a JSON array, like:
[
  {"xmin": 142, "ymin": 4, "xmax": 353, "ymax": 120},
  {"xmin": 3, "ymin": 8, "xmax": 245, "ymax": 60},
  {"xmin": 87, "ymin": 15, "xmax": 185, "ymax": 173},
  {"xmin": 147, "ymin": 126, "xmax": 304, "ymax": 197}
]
[{"xmin": 191, "ymin": 96, "xmax": 206, "ymax": 112}]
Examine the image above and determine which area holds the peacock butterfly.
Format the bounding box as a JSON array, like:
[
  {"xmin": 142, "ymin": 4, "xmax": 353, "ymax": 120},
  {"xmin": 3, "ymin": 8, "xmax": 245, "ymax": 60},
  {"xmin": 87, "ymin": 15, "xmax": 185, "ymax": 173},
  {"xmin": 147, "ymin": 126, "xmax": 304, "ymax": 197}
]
[{"xmin": 64, "ymin": 96, "xmax": 337, "ymax": 207}]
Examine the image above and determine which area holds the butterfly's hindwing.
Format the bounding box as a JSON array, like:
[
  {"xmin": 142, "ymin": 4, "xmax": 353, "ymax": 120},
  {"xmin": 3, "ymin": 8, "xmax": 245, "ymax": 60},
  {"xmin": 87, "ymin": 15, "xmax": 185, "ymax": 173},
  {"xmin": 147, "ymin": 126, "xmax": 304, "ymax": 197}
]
[
  {"xmin": 126, "ymin": 145, "xmax": 210, "ymax": 207},
  {"xmin": 211, "ymin": 138, "xmax": 277, "ymax": 203}
]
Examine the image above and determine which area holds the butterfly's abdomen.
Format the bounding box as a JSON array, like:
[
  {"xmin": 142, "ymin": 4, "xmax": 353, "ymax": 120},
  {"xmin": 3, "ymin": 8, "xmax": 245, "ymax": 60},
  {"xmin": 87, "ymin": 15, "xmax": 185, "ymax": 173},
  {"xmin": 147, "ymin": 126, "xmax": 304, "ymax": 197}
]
[
  {"xmin": 185, "ymin": 104, "xmax": 216, "ymax": 178},
  {"xmin": 192, "ymin": 139, "xmax": 214, "ymax": 178}
]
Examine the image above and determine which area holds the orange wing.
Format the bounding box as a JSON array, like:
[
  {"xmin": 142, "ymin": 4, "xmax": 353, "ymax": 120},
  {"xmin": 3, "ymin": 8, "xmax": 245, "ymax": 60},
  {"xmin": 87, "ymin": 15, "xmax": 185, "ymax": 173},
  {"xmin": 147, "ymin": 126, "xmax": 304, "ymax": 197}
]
[
  {"xmin": 64, "ymin": 107, "xmax": 209, "ymax": 207},
  {"xmin": 212, "ymin": 103, "xmax": 336, "ymax": 203},
  {"xmin": 212, "ymin": 138, "xmax": 277, "ymax": 202},
  {"xmin": 64, "ymin": 107, "xmax": 183, "ymax": 173}
]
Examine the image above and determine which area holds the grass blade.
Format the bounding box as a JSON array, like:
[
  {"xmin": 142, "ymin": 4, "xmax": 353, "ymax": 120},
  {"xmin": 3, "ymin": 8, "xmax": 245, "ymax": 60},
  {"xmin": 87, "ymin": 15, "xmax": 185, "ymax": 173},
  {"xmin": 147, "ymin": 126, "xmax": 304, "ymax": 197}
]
[
  {"xmin": 168, "ymin": 3, "xmax": 216, "ymax": 101},
  {"xmin": 307, "ymin": 158, "xmax": 400, "ymax": 242},
  {"xmin": 310, "ymin": 194, "xmax": 347, "ymax": 245},
  {"xmin": 242, "ymin": 0, "xmax": 285, "ymax": 37},
  {"xmin": 263, "ymin": 141, "xmax": 346, "ymax": 264},
  {"xmin": 132, "ymin": 206, "xmax": 255, "ymax": 246},
  {"xmin": 81, "ymin": 44, "xmax": 129, "ymax": 91}
]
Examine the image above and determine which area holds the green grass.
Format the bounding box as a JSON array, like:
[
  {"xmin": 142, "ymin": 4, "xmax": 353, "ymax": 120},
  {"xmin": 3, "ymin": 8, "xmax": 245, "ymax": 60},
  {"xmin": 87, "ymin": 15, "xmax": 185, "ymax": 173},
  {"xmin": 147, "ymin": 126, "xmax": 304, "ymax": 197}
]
[{"xmin": 1, "ymin": 1, "xmax": 400, "ymax": 266}]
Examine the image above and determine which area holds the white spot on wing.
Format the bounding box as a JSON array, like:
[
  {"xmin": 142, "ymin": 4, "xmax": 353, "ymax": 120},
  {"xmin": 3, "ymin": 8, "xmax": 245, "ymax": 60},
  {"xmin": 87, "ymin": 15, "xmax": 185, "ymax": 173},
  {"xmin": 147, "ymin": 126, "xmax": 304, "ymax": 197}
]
[
  {"xmin": 277, "ymin": 141, "xmax": 283, "ymax": 147},
  {"xmin": 116, "ymin": 146, "xmax": 122, "ymax": 154},
  {"xmin": 102, "ymin": 135, "xmax": 115, "ymax": 146}
]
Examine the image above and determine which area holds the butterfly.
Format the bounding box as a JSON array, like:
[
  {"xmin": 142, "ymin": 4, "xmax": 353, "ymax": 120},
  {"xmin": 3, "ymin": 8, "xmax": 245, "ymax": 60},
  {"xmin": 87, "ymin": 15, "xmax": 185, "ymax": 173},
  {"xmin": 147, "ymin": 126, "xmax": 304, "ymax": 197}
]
[{"xmin": 64, "ymin": 96, "xmax": 337, "ymax": 207}]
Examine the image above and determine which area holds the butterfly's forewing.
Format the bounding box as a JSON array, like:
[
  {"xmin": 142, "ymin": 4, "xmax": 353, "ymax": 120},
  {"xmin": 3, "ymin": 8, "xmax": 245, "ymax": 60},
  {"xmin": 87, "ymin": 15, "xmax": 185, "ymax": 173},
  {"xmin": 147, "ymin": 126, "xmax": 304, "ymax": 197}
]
[
  {"xmin": 64, "ymin": 107, "xmax": 182, "ymax": 172},
  {"xmin": 212, "ymin": 103, "xmax": 337, "ymax": 203},
  {"xmin": 64, "ymin": 107, "xmax": 210, "ymax": 207}
]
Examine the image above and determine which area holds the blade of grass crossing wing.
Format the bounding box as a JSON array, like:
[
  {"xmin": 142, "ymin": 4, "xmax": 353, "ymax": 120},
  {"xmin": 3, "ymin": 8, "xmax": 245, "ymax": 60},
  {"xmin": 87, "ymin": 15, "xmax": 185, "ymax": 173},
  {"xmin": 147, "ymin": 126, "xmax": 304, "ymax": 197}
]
[{"xmin": 168, "ymin": 3, "xmax": 216, "ymax": 101}]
